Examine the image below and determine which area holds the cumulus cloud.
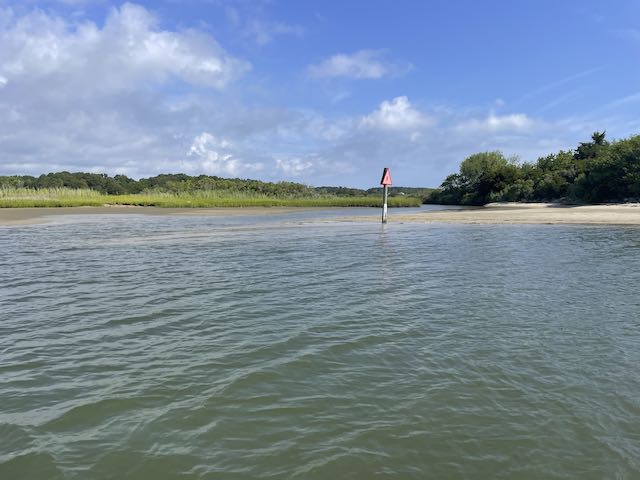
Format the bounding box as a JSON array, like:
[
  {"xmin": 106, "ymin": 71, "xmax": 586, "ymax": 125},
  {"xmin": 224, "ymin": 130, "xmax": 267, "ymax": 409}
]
[
  {"xmin": 276, "ymin": 157, "xmax": 314, "ymax": 176},
  {"xmin": 187, "ymin": 133, "xmax": 263, "ymax": 176},
  {"xmin": 0, "ymin": 3, "xmax": 265, "ymax": 180},
  {"xmin": 0, "ymin": 5, "xmax": 615, "ymax": 187},
  {"xmin": 0, "ymin": 3, "xmax": 249, "ymax": 92},
  {"xmin": 360, "ymin": 96, "xmax": 433, "ymax": 131},
  {"xmin": 307, "ymin": 50, "xmax": 411, "ymax": 79},
  {"xmin": 455, "ymin": 113, "xmax": 534, "ymax": 133}
]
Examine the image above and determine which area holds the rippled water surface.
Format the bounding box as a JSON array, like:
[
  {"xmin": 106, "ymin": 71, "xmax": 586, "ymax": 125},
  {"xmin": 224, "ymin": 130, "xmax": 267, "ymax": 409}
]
[{"xmin": 2, "ymin": 210, "xmax": 640, "ymax": 479}]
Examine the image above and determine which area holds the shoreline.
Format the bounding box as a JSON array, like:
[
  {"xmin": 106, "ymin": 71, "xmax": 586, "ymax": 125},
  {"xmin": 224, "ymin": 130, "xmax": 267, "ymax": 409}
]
[
  {"xmin": 2, "ymin": 203, "xmax": 640, "ymax": 226},
  {"xmin": 0, "ymin": 206, "xmax": 320, "ymax": 225},
  {"xmin": 354, "ymin": 203, "xmax": 640, "ymax": 225}
]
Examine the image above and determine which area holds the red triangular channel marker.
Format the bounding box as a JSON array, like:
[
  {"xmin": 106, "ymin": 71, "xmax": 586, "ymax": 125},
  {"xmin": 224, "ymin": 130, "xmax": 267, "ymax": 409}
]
[{"xmin": 380, "ymin": 168, "xmax": 392, "ymax": 186}]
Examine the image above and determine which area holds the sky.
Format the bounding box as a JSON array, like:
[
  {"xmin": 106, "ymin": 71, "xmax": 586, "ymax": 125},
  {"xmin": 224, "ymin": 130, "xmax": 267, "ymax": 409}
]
[{"xmin": 1, "ymin": 0, "xmax": 639, "ymax": 188}]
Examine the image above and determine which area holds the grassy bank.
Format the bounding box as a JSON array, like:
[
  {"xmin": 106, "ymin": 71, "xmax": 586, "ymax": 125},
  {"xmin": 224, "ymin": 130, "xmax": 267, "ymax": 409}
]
[{"xmin": 0, "ymin": 188, "xmax": 422, "ymax": 208}]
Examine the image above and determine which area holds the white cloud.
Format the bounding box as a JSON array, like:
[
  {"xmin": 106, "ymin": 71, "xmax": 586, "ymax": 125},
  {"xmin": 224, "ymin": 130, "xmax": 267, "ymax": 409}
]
[
  {"xmin": 0, "ymin": 4, "xmax": 263, "ymax": 180},
  {"xmin": 307, "ymin": 50, "xmax": 411, "ymax": 79},
  {"xmin": 187, "ymin": 132, "xmax": 263, "ymax": 176},
  {"xmin": 276, "ymin": 157, "xmax": 314, "ymax": 176},
  {"xmin": 360, "ymin": 96, "xmax": 433, "ymax": 131},
  {"xmin": 0, "ymin": 5, "xmax": 629, "ymax": 188},
  {"xmin": 455, "ymin": 113, "xmax": 534, "ymax": 133},
  {"xmin": 0, "ymin": 3, "xmax": 249, "ymax": 92},
  {"xmin": 188, "ymin": 133, "xmax": 233, "ymax": 152}
]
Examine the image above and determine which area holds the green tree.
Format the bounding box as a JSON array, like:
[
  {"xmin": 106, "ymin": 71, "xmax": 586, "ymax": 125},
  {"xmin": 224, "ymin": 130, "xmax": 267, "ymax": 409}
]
[{"xmin": 456, "ymin": 151, "xmax": 519, "ymax": 205}]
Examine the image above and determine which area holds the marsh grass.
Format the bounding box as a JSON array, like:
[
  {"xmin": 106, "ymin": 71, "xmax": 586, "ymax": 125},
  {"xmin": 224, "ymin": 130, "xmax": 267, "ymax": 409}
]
[{"xmin": 0, "ymin": 187, "xmax": 421, "ymax": 208}]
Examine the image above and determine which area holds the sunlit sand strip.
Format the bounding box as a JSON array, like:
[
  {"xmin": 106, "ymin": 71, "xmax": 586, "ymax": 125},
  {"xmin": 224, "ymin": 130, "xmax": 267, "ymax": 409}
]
[
  {"xmin": 3, "ymin": 204, "xmax": 640, "ymax": 226},
  {"xmin": 345, "ymin": 203, "xmax": 640, "ymax": 225},
  {"xmin": 0, "ymin": 206, "xmax": 319, "ymax": 225}
]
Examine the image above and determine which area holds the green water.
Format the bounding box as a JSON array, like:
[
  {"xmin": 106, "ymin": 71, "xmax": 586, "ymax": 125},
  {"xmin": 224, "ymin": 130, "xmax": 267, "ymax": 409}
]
[{"xmin": 1, "ymin": 210, "xmax": 639, "ymax": 479}]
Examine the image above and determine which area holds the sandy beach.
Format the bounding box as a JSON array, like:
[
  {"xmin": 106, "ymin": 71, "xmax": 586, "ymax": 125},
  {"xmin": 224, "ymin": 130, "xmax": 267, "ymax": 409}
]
[
  {"xmin": 2, "ymin": 203, "xmax": 640, "ymax": 226},
  {"xmin": 377, "ymin": 203, "xmax": 640, "ymax": 225}
]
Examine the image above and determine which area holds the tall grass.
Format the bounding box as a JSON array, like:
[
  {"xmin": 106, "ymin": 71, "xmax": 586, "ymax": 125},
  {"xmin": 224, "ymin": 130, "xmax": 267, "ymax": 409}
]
[
  {"xmin": 0, "ymin": 187, "xmax": 105, "ymax": 207},
  {"xmin": 0, "ymin": 187, "xmax": 422, "ymax": 208}
]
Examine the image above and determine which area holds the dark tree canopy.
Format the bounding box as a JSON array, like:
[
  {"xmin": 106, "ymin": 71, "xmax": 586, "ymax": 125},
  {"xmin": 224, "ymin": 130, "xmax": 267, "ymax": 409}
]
[
  {"xmin": 0, "ymin": 172, "xmax": 433, "ymax": 200},
  {"xmin": 427, "ymin": 132, "xmax": 640, "ymax": 205}
]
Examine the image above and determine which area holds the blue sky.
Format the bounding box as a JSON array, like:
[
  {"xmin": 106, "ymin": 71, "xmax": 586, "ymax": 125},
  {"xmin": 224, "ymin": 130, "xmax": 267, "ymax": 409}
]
[{"xmin": 1, "ymin": 0, "xmax": 639, "ymax": 187}]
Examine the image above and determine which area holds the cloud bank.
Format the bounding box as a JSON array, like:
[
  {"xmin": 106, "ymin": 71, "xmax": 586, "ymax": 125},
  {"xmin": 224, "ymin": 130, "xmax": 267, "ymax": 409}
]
[
  {"xmin": 0, "ymin": 3, "xmax": 249, "ymax": 91},
  {"xmin": 0, "ymin": 3, "xmax": 613, "ymax": 187}
]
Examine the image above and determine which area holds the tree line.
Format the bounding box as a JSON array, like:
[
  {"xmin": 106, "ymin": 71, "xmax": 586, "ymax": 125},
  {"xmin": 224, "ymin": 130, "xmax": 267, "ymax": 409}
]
[
  {"xmin": 0, "ymin": 172, "xmax": 429, "ymax": 198},
  {"xmin": 0, "ymin": 172, "xmax": 314, "ymax": 196},
  {"xmin": 317, "ymin": 186, "xmax": 434, "ymax": 197},
  {"xmin": 426, "ymin": 132, "xmax": 640, "ymax": 205}
]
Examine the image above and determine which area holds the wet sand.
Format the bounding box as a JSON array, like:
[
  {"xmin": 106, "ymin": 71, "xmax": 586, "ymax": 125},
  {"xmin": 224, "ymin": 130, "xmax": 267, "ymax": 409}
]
[
  {"xmin": 0, "ymin": 206, "xmax": 315, "ymax": 225},
  {"xmin": 375, "ymin": 203, "xmax": 640, "ymax": 225},
  {"xmin": 2, "ymin": 204, "xmax": 640, "ymax": 226}
]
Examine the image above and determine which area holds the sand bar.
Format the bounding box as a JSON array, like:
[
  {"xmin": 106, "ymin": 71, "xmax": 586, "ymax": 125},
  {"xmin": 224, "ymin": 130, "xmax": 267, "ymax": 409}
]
[
  {"xmin": 0, "ymin": 206, "xmax": 316, "ymax": 225},
  {"xmin": 2, "ymin": 203, "xmax": 640, "ymax": 226},
  {"xmin": 372, "ymin": 203, "xmax": 640, "ymax": 225}
]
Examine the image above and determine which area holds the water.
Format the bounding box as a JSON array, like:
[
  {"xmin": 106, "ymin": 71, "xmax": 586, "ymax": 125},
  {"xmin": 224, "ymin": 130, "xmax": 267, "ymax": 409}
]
[{"xmin": 1, "ymin": 209, "xmax": 640, "ymax": 479}]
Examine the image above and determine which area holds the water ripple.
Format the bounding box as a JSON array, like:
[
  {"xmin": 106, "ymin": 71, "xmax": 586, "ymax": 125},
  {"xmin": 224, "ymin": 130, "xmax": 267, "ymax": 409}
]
[{"xmin": 1, "ymin": 215, "xmax": 640, "ymax": 478}]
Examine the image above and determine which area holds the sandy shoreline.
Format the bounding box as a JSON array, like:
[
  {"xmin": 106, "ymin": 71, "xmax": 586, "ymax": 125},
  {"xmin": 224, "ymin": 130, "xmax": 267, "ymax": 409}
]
[
  {"xmin": 2, "ymin": 203, "xmax": 640, "ymax": 226},
  {"xmin": 374, "ymin": 203, "xmax": 640, "ymax": 225},
  {"xmin": 0, "ymin": 206, "xmax": 317, "ymax": 225}
]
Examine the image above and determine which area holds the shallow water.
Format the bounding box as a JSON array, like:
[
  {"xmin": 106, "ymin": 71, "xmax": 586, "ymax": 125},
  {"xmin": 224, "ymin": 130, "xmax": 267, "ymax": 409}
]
[{"xmin": 1, "ymin": 210, "xmax": 640, "ymax": 479}]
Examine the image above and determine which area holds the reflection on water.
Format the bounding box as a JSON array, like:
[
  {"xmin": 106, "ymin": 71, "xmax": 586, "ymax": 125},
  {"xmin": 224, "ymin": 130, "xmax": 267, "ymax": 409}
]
[{"xmin": 1, "ymin": 211, "xmax": 640, "ymax": 479}]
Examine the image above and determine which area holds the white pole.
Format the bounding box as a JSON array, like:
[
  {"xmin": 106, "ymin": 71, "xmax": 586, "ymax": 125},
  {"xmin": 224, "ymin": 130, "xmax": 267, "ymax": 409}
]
[{"xmin": 382, "ymin": 184, "xmax": 388, "ymax": 224}]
